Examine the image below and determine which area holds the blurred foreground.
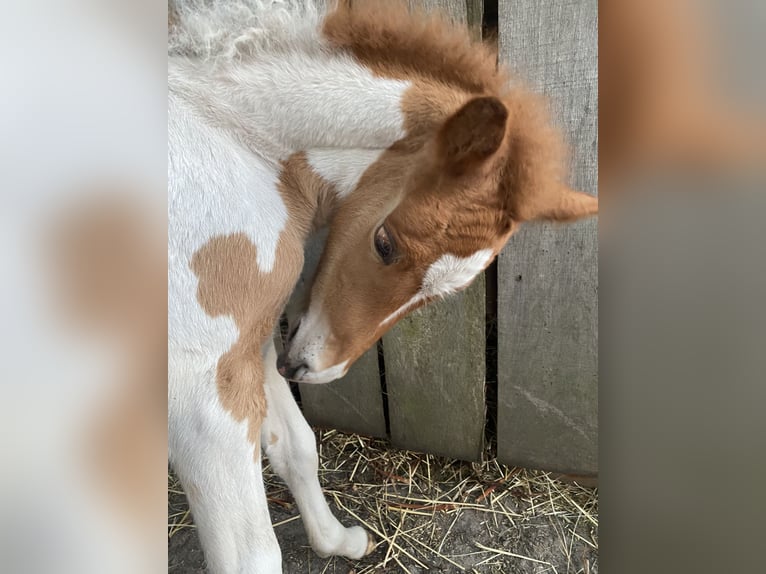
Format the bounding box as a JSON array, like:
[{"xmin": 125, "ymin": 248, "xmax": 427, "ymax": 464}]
[
  {"xmin": 0, "ymin": 1, "xmax": 166, "ymax": 573},
  {"xmin": 599, "ymin": 2, "xmax": 766, "ymax": 574}
]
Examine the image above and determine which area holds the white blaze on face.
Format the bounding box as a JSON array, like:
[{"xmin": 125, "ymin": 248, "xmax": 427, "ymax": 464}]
[
  {"xmin": 380, "ymin": 248, "xmax": 495, "ymax": 327},
  {"xmin": 288, "ymin": 249, "xmax": 495, "ymax": 381}
]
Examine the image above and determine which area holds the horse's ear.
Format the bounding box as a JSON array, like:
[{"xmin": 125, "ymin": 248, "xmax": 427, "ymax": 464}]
[
  {"xmin": 437, "ymin": 97, "xmax": 508, "ymax": 175},
  {"xmin": 520, "ymin": 185, "xmax": 598, "ymax": 222}
]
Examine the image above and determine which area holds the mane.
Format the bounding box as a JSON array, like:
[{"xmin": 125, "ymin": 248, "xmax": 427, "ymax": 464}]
[
  {"xmin": 500, "ymin": 92, "xmax": 570, "ymax": 222},
  {"xmin": 168, "ymin": 0, "xmax": 329, "ymax": 61},
  {"xmin": 322, "ymin": 0, "xmax": 505, "ymax": 94}
]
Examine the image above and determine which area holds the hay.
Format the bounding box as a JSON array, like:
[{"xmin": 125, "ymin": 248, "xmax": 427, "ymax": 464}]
[{"xmin": 169, "ymin": 429, "xmax": 598, "ymax": 573}]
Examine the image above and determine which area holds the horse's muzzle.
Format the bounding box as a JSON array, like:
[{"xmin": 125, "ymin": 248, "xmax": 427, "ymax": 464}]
[{"xmin": 276, "ymin": 353, "xmax": 308, "ymax": 381}]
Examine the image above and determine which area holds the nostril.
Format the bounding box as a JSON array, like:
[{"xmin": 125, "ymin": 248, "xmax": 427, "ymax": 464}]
[
  {"xmin": 276, "ymin": 353, "xmax": 288, "ymax": 377},
  {"xmin": 276, "ymin": 353, "xmax": 308, "ymax": 380}
]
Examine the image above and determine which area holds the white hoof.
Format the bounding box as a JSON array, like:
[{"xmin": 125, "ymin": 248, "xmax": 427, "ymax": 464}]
[{"xmin": 312, "ymin": 525, "xmax": 373, "ymax": 559}]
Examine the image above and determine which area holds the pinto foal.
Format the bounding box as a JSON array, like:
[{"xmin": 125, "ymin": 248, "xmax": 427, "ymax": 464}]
[{"xmin": 168, "ymin": 1, "xmax": 597, "ymax": 572}]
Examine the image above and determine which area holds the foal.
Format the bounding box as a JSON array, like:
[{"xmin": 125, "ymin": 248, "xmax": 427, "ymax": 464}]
[{"xmin": 168, "ymin": 1, "xmax": 597, "ymax": 572}]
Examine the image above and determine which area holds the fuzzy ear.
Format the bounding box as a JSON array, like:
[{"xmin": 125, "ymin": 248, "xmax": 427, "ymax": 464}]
[
  {"xmin": 437, "ymin": 97, "xmax": 508, "ymax": 175},
  {"xmin": 523, "ymin": 186, "xmax": 599, "ymax": 222}
]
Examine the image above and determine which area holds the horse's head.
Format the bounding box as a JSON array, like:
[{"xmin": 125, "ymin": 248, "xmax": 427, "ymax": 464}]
[{"xmin": 277, "ymin": 94, "xmax": 597, "ymax": 383}]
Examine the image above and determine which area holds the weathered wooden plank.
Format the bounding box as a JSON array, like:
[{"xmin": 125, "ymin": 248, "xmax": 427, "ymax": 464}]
[
  {"xmin": 496, "ymin": 0, "xmax": 598, "ymax": 474},
  {"xmin": 382, "ymin": 0, "xmax": 487, "ymax": 462},
  {"xmin": 293, "ymin": 230, "xmax": 387, "ymax": 438},
  {"xmin": 384, "ymin": 279, "xmax": 486, "ymax": 460}
]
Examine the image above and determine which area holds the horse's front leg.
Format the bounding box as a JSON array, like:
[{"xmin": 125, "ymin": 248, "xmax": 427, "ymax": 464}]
[
  {"xmin": 260, "ymin": 341, "xmax": 374, "ymax": 559},
  {"xmin": 169, "ymin": 367, "xmax": 282, "ymax": 574}
]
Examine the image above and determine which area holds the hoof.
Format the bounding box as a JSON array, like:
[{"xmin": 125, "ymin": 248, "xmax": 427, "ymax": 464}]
[{"xmin": 364, "ymin": 531, "xmax": 377, "ymax": 556}]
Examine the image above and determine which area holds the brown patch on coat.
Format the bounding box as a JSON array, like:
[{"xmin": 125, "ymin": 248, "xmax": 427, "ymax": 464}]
[
  {"xmin": 190, "ymin": 155, "xmax": 334, "ymax": 445},
  {"xmin": 191, "ymin": 236, "xmax": 291, "ymax": 446}
]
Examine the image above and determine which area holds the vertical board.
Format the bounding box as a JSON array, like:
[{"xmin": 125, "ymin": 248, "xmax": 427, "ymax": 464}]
[
  {"xmin": 384, "ymin": 281, "xmax": 486, "ymax": 460},
  {"xmin": 496, "ymin": 0, "xmax": 598, "ymax": 474},
  {"xmin": 294, "ymin": 231, "xmax": 387, "ymax": 438},
  {"xmin": 382, "ymin": 0, "xmax": 486, "ymax": 462},
  {"xmin": 409, "ymin": 0, "xmax": 483, "ymax": 41},
  {"xmin": 299, "ymin": 348, "xmax": 386, "ymax": 437}
]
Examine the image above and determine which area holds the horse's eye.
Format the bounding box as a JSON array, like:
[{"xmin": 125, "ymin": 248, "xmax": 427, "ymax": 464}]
[{"xmin": 374, "ymin": 225, "xmax": 396, "ymax": 265}]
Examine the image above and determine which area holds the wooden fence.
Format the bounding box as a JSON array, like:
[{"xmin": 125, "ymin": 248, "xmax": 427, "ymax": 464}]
[{"xmin": 296, "ymin": 0, "xmax": 598, "ymax": 477}]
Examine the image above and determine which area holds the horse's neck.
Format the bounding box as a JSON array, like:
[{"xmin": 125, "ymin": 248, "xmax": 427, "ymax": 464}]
[
  {"xmin": 170, "ymin": 49, "xmax": 431, "ymax": 260},
  {"xmin": 169, "ymin": 51, "xmax": 411, "ymax": 160}
]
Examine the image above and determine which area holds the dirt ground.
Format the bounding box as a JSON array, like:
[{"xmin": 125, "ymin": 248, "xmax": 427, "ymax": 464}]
[{"xmin": 169, "ymin": 431, "xmax": 598, "ymax": 574}]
